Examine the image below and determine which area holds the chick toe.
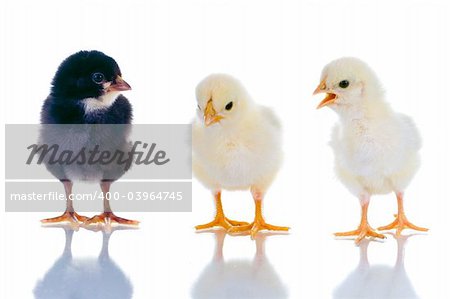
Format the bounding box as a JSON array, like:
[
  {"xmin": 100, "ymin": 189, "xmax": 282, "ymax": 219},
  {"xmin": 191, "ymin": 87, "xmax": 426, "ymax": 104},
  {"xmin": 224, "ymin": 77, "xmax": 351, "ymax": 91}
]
[{"xmin": 41, "ymin": 211, "xmax": 88, "ymax": 227}]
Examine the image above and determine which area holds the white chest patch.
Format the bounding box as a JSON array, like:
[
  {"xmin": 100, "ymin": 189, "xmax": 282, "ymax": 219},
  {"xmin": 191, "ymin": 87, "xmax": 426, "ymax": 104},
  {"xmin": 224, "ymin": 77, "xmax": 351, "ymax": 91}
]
[{"xmin": 82, "ymin": 91, "xmax": 120, "ymax": 114}]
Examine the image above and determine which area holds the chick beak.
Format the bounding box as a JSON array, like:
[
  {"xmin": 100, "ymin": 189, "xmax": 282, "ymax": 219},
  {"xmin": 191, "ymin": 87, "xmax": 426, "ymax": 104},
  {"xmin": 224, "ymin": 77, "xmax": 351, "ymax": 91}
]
[
  {"xmin": 204, "ymin": 100, "xmax": 223, "ymax": 126},
  {"xmin": 108, "ymin": 76, "xmax": 132, "ymax": 92},
  {"xmin": 314, "ymin": 79, "xmax": 336, "ymax": 109}
]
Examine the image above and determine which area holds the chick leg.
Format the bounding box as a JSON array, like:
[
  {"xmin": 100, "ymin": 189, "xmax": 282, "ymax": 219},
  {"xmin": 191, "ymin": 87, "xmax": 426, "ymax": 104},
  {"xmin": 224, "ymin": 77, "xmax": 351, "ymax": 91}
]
[
  {"xmin": 377, "ymin": 192, "xmax": 428, "ymax": 236},
  {"xmin": 41, "ymin": 180, "xmax": 88, "ymax": 225},
  {"xmin": 335, "ymin": 198, "xmax": 386, "ymax": 244},
  {"xmin": 195, "ymin": 191, "xmax": 249, "ymax": 230},
  {"xmin": 83, "ymin": 181, "xmax": 139, "ymax": 226},
  {"xmin": 228, "ymin": 189, "xmax": 289, "ymax": 239}
]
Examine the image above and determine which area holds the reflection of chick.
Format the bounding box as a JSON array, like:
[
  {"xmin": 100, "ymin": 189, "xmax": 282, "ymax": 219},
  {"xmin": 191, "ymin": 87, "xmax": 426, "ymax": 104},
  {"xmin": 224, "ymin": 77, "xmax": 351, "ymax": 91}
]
[
  {"xmin": 193, "ymin": 74, "xmax": 288, "ymax": 238},
  {"xmin": 333, "ymin": 235, "xmax": 419, "ymax": 299},
  {"xmin": 191, "ymin": 231, "xmax": 288, "ymax": 299},
  {"xmin": 315, "ymin": 57, "xmax": 427, "ymax": 243},
  {"xmin": 33, "ymin": 226, "xmax": 133, "ymax": 299}
]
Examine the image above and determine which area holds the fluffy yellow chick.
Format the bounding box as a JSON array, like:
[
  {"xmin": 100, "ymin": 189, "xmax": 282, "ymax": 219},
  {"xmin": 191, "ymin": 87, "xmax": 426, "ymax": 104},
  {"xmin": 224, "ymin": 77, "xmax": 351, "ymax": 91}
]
[
  {"xmin": 193, "ymin": 74, "xmax": 289, "ymax": 238},
  {"xmin": 314, "ymin": 57, "xmax": 428, "ymax": 243}
]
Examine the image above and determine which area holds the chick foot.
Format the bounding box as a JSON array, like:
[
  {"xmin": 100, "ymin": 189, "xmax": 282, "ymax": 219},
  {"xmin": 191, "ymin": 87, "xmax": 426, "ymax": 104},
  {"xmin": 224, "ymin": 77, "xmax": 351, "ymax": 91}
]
[
  {"xmin": 83, "ymin": 212, "xmax": 139, "ymax": 226},
  {"xmin": 230, "ymin": 191, "xmax": 290, "ymax": 239},
  {"xmin": 195, "ymin": 216, "xmax": 249, "ymax": 230},
  {"xmin": 378, "ymin": 213, "xmax": 428, "ymax": 236},
  {"xmin": 196, "ymin": 191, "xmax": 249, "ymax": 231},
  {"xmin": 41, "ymin": 211, "xmax": 88, "ymax": 226},
  {"xmin": 335, "ymin": 199, "xmax": 386, "ymax": 244},
  {"xmin": 378, "ymin": 192, "xmax": 428, "ymax": 236},
  {"xmin": 41, "ymin": 182, "xmax": 87, "ymax": 226},
  {"xmin": 228, "ymin": 218, "xmax": 289, "ymax": 239},
  {"xmin": 335, "ymin": 225, "xmax": 386, "ymax": 244}
]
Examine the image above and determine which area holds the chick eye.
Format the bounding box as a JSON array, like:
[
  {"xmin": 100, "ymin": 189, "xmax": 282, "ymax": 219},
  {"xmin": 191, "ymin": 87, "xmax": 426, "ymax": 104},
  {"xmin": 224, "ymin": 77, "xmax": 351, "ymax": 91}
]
[
  {"xmin": 197, "ymin": 105, "xmax": 201, "ymax": 110},
  {"xmin": 339, "ymin": 80, "xmax": 349, "ymax": 88},
  {"xmin": 225, "ymin": 101, "xmax": 233, "ymax": 111},
  {"xmin": 91, "ymin": 72, "xmax": 105, "ymax": 84}
]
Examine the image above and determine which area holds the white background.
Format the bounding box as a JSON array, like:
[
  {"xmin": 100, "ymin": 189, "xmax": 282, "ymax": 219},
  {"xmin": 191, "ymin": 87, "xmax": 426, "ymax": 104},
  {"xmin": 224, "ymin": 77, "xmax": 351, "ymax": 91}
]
[{"xmin": 1, "ymin": 0, "xmax": 450, "ymax": 298}]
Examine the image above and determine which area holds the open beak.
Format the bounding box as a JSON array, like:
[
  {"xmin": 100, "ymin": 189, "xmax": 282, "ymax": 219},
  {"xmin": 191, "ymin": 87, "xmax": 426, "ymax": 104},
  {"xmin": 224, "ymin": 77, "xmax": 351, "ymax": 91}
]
[
  {"xmin": 314, "ymin": 79, "xmax": 336, "ymax": 109},
  {"xmin": 107, "ymin": 76, "xmax": 132, "ymax": 92},
  {"xmin": 204, "ymin": 100, "xmax": 223, "ymax": 126}
]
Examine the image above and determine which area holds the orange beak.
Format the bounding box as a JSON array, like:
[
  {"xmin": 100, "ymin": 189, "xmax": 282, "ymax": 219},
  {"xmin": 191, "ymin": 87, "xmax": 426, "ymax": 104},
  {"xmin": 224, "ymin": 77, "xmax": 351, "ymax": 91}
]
[
  {"xmin": 108, "ymin": 76, "xmax": 132, "ymax": 92},
  {"xmin": 313, "ymin": 79, "xmax": 327, "ymax": 95},
  {"xmin": 314, "ymin": 79, "xmax": 336, "ymax": 109},
  {"xmin": 204, "ymin": 100, "xmax": 223, "ymax": 126}
]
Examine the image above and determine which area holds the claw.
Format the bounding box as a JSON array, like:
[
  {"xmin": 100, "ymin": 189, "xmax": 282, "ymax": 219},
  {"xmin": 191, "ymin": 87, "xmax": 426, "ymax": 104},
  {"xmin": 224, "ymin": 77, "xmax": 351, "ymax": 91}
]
[
  {"xmin": 334, "ymin": 199, "xmax": 385, "ymax": 244},
  {"xmin": 378, "ymin": 192, "xmax": 428, "ymax": 236},
  {"xmin": 335, "ymin": 225, "xmax": 386, "ymax": 244},
  {"xmin": 83, "ymin": 212, "xmax": 139, "ymax": 227},
  {"xmin": 41, "ymin": 211, "xmax": 88, "ymax": 227},
  {"xmin": 195, "ymin": 216, "xmax": 249, "ymax": 230},
  {"xmin": 228, "ymin": 190, "xmax": 289, "ymax": 239},
  {"xmin": 228, "ymin": 218, "xmax": 289, "ymax": 239},
  {"xmin": 195, "ymin": 191, "xmax": 248, "ymax": 231},
  {"xmin": 378, "ymin": 214, "xmax": 428, "ymax": 236}
]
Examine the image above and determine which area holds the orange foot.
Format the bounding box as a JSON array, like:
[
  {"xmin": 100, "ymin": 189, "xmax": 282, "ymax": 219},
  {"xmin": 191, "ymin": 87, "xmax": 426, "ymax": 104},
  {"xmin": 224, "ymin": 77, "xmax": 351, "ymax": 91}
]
[
  {"xmin": 41, "ymin": 211, "xmax": 88, "ymax": 225},
  {"xmin": 335, "ymin": 225, "xmax": 386, "ymax": 244},
  {"xmin": 378, "ymin": 213, "xmax": 428, "ymax": 236},
  {"xmin": 228, "ymin": 218, "xmax": 289, "ymax": 239},
  {"xmin": 195, "ymin": 216, "xmax": 249, "ymax": 231},
  {"xmin": 83, "ymin": 212, "xmax": 139, "ymax": 226}
]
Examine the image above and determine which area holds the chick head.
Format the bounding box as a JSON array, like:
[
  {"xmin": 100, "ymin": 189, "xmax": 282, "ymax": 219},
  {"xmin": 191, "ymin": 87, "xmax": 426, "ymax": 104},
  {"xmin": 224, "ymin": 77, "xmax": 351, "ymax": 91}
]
[
  {"xmin": 314, "ymin": 57, "xmax": 383, "ymax": 111},
  {"xmin": 196, "ymin": 74, "xmax": 250, "ymax": 127},
  {"xmin": 51, "ymin": 50, "xmax": 131, "ymax": 100}
]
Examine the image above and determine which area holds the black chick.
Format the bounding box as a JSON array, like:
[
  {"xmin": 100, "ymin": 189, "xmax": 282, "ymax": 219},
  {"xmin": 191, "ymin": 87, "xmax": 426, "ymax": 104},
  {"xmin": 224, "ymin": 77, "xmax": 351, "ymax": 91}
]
[{"xmin": 40, "ymin": 50, "xmax": 138, "ymax": 227}]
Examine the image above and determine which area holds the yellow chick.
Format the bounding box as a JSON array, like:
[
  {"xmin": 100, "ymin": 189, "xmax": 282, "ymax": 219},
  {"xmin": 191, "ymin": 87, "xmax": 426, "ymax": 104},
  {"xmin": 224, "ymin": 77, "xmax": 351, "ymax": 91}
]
[
  {"xmin": 193, "ymin": 74, "xmax": 289, "ymax": 238},
  {"xmin": 314, "ymin": 57, "xmax": 428, "ymax": 243}
]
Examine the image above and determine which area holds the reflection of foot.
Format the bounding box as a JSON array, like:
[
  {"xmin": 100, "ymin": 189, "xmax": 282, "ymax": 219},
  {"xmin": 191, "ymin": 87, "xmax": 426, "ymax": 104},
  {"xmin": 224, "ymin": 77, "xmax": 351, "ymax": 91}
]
[
  {"xmin": 228, "ymin": 218, "xmax": 289, "ymax": 239},
  {"xmin": 83, "ymin": 212, "xmax": 139, "ymax": 226},
  {"xmin": 378, "ymin": 213, "xmax": 428, "ymax": 236},
  {"xmin": 195, "ymin": 216, "xmax": 249, "ymax": 230},
  {"xmin": 335, "ymin": 223, "xmax": 386, "ymax": 244},
  {"xmin": 41, "ymin": 211, "xmax": 88, "ymax": 226}
]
